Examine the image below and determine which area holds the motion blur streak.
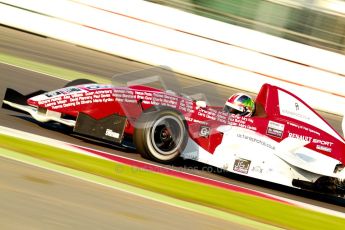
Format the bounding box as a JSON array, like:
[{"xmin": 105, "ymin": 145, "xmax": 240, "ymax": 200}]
[{"xmin": 0, "ymin": 26, "xmax": 344, "ymax": 223}]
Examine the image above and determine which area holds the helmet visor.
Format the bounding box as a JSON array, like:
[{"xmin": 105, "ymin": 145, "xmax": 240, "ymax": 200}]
[{"xmin": 224, "ymin": 105, "xmax": 242, "ymax": 115}]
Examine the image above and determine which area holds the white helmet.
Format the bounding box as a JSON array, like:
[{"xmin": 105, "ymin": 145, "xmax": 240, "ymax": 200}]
[{"xmin": 224, "ymin": 93, "xmax": 255, "ymax": 117}]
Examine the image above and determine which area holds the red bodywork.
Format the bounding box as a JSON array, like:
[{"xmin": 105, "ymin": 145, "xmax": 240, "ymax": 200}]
[{"xmin": 27, "ymin": 83, "xmax": 345, "ymax": 164}]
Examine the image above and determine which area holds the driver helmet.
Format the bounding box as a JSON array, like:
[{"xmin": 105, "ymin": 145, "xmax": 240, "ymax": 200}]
[{"xmin": 224, "ymin": 93, "xmax": 255, "ymax": 117}]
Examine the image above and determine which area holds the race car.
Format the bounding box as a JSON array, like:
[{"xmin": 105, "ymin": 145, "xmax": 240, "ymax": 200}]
[{"xmin": 2, "ymin": 67, "xmax": 345, "ymax": 197}]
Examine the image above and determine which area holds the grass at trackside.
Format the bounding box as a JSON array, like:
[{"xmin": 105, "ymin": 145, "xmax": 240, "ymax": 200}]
[
  {"xmin": 0, "ymin": 53, "xmax": 109, "ymax": 84},
  {"xmin": 1, "ymin": 134, "xmax": 344, "ymax": 230}
]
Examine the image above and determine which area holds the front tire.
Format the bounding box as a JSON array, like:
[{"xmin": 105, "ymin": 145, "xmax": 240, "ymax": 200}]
[{"xmin": 134, "ymin": 106, "xmax": 188, "ymax": 163}]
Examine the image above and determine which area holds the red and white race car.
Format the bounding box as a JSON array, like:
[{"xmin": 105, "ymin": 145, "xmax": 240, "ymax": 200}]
[{"xmin": 3, "ymin": 68, "xmax": 345, "ymax": 196}]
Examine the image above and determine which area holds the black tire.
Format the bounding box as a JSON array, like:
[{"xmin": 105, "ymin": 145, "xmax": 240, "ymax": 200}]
[
  {"xmin": 65, "ymin": 79, "xmax": 96, "ymax": 87},
  {"xmin": 134, "ymin": 106, "xmax": 188, "ymax": 163}
]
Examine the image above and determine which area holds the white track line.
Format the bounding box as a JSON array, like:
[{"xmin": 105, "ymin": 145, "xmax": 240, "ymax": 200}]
[{"xmin": 0, "ymin": 61, "xmax": 68, "ymax": 81}]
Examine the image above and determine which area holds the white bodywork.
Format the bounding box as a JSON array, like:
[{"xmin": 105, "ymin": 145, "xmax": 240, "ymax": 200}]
[
  {"xmin": 2, "ymin": 100, "xmax": 76, "ymax": 127},
  {"xmin": 181, "ymin": 126, "xmax": 345, "ymax": 188}
]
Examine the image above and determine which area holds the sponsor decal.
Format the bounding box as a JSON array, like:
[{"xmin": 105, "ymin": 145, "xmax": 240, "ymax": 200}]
[
  {"xmin": 45, "ymin": 87, "xmax": 82, "ymax": 97},
  {"xmin": 85, "ymin": 85, "xmax": 112, "ymax": 90},
  {"xmin": 105, "ymin": 129, "xmax": 120, "ymax": 139},
  {"xmin": 279, "ymin": 90, "xmax": 341, "ymax": 141},
  {"xmin": 199, "ymin": 126, "xmax": 210, "ymax": 137},
  {"xmin": 288, "ymin": 133, "xmax": 312, "ymax": 142},
  {"xmin": 287, "ymin": 122, "xmax": 321, "ymax": 136},
  {"xmin": 251, "ymin": 166, "xmax": 263, "ymax": 174},
  {"xmin": 266, "ymin": 120, "xmax": 284, "ymax": 138},
  {"xmin": 185, "ymin": 117, "xmax": 209, "ymax": 125},
  {"xmin": 316, "ymin": 145, "xmax": 332, "ymax": 153},
  {"xmin": 288, "ymin": 133, "xmax": 334, "ymax": 147},
  {"xmin": 313, "ymin": 139, "xmax": 333, "ymax": 147},
  {"xmin": 237, "ymin": 133, "xmax": 275, "ymax": 150},
  {"xmin": 278, "ymin": 90, "xmax": 311, "ymax": 121},
  {"xmin": 182, "ymin": 150, "xmax": 199, "ymax": 161},
  {"xmin": 281, "ymin": 109, "xmax": 310, "ymax": 121},
  {"xmin": 295, "ymin": 102, "xmax": 299, "ymax": 111},
  {"xmin": 233, "ymin": 158, "xmax": 251, "ymax": 174},
  {"xmin": 197, "ymin": 108, "xmax": 217, "ymax": 120}
]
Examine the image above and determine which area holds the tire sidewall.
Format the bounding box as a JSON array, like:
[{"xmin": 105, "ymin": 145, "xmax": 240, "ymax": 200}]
[{"xmin": 137, "ymin": 107, "xmax": 188, "ymax": 163}]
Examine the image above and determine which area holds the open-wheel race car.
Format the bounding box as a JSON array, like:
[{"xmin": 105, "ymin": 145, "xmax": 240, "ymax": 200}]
[{"xmin": 2, "ymin": 67, "xmax": 345, "ymax": 197}]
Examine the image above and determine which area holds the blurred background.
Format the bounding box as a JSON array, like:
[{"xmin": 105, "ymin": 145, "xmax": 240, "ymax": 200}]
[
  {"xmin": 147, "ymin": 0, "xmax": 345, "ymax": 54},
  {"xmin": 1, "ymin": 1, "xmax": 345, "ymax": 228}
]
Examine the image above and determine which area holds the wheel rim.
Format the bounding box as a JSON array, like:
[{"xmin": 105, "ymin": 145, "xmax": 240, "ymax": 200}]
[{"xmin": 150, "ymin": 115, "xmax": 183, "ymax": 156}]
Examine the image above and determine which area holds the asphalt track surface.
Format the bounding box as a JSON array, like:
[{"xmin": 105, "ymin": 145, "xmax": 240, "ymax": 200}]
[
  {"xmin": 0, "ymin": 25, "xmax": 344, "ymax": 221},
  {"xmin": 0, "ymin": 157, "xmax": 252, "ymax": 230}
]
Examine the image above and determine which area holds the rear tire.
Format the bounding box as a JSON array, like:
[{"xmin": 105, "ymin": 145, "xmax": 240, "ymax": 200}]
[
  {"xmin": 134, "ymin": 106, "xmax": 188, "ymax": 163},
  {"xmin": 65, "ymin": 79, "xmax": 96, "ymax": 87}
]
